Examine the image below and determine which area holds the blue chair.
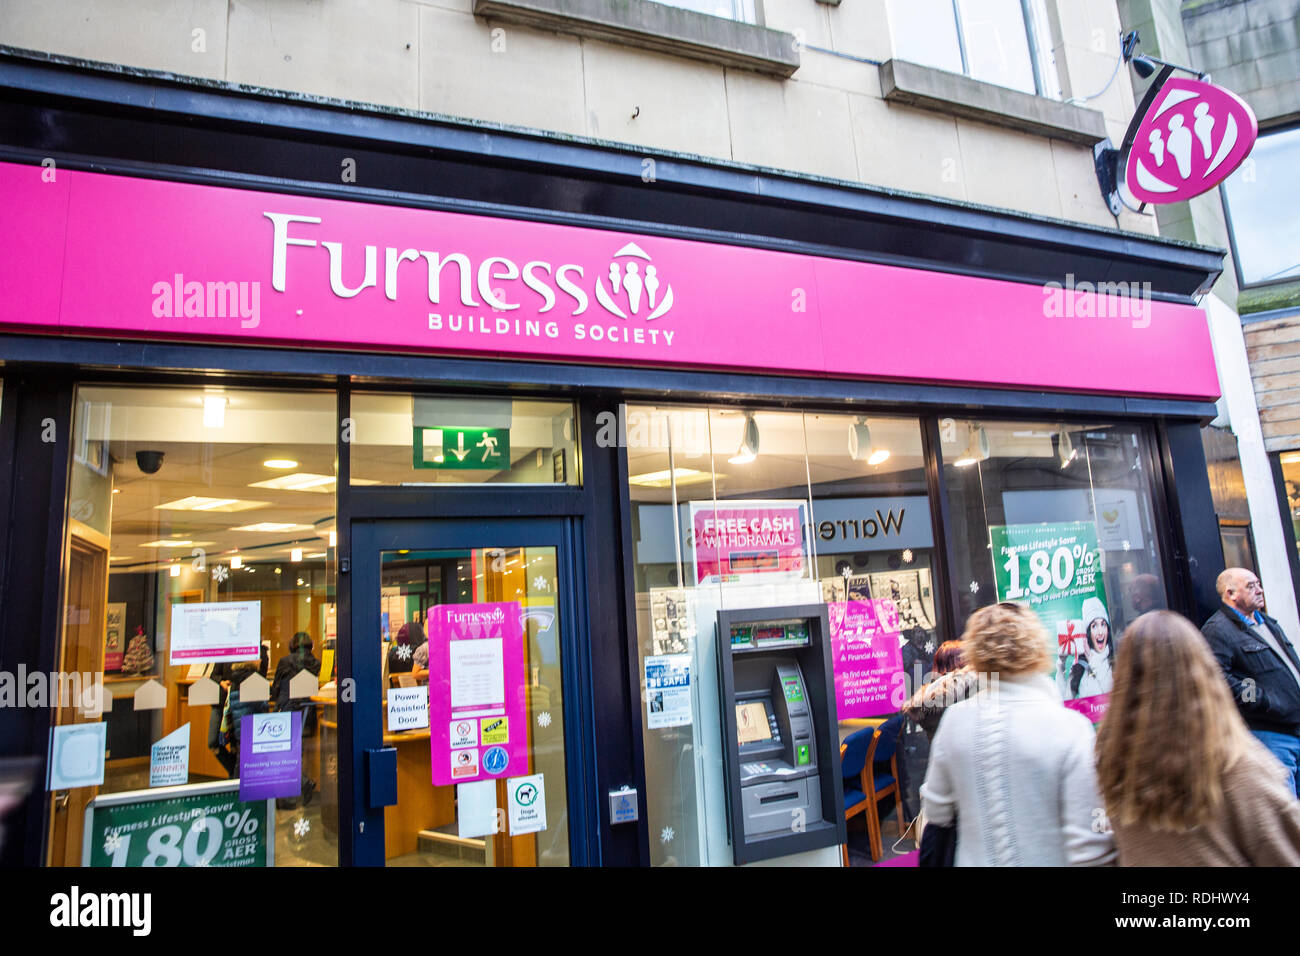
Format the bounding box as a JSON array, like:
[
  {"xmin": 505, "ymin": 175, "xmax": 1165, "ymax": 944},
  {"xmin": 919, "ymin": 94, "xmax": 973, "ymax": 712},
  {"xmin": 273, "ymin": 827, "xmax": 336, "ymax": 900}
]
[{"xmin": 840, "ymin": 713, "xmax": 905, "ymax": 863}]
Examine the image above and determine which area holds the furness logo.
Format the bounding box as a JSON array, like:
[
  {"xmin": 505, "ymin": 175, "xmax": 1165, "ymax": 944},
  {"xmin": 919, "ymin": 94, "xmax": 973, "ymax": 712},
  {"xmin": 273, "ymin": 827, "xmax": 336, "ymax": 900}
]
[{"xmin": 594, "ymin": 243, "xmax": 674, "ymax": 321}]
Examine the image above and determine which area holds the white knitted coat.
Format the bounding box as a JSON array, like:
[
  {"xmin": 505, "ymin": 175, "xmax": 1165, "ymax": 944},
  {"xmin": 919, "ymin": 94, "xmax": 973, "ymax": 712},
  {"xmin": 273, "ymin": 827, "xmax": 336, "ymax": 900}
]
[{"xmin": 920, "ymin": 672, "xmax": 1116, "ymax": 866}]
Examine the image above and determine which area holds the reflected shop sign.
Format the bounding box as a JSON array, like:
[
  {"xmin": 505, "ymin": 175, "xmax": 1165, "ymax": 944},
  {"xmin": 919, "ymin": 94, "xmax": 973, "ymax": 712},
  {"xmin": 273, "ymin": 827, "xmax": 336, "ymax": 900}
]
[{"xmin": 0, "ymin": 161, "xmax": 1217, "ymax": 400}]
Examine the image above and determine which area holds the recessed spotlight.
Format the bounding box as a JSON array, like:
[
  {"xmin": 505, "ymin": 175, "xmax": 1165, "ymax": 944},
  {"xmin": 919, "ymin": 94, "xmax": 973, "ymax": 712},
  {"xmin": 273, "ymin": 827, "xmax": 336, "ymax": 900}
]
[
  {"xmin": 169, "ymin": 564, "xmax": 181, "ymax": 578},
  {"xmin": 262, "ymin": 458, "xmax": 299, "ymax": 470}
]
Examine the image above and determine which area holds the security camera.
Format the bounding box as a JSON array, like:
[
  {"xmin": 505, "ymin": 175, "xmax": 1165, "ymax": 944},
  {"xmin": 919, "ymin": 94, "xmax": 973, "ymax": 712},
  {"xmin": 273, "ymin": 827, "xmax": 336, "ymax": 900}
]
[{"xmin": 135, "ymin": 450, "xmax": 165, "ymax": 474}]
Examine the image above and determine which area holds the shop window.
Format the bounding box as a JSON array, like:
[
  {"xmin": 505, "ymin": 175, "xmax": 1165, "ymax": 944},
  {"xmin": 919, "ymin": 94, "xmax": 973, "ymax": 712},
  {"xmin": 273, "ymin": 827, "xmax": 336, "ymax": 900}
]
[
  {"xmin": 941, "ymin": 418, "xmax": 1168, "ymax": 719},
  {"xmin": 50, "ymin": 386, "xmax": 339, "ymax": 867},
  {"xmin": 650, "ymin": 0, "xmax": 757, "ymax": 23},
  {"xmin": 628, "ymin": 405, "xmax": 941, "ymax": 866},
  {"xmin": 887, "ymin": 0, "xmax": 1059, "ymax": 98},
  {"xmin": 1222, "ymin": 125, "xmax": 1300, "ymax": 286},
  {"xmin": 349, "ymin": 394, "xmax": 579, "ymax": 487}
]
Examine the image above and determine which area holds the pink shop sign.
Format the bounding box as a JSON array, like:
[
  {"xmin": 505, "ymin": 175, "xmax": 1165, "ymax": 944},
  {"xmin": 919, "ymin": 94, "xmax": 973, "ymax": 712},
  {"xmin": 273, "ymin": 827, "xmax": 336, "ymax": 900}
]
[
  {"xmin": 0, "ymin": 161, "xmax": 1219, "ymax": 400},
  {"xmin": 828, "ymin": 600, "xmax": 904, "ymax": 719}
]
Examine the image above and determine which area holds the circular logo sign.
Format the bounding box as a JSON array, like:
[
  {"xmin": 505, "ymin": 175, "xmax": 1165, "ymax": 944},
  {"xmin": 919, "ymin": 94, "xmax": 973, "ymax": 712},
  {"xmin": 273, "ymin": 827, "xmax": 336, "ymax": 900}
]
[
  {"xmin": 482, "ymin": 746, "xmax": 509, "ymax": 775},
  {"xmin": 514, "ymin": 782, "xmax": 538, "ymax": 806}
]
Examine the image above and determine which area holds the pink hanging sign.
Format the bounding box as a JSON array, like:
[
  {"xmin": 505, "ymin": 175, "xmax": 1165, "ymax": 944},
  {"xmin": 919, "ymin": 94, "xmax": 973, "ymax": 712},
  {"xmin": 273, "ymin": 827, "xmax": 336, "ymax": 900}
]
[
  {"xmin": 427, "ymin": 601, "xmax": 528, "ymax": 786},
  {"xmin": 1125, "ymin": 77, "xmax": 1258, "ymax": 205},
  {"xmin": 0, "ymin": 160, "xmax": 1220, "ymax": 400},
  {"xmin": 828, "ymin": 599, "xmax": 904, "ymax": 719}
]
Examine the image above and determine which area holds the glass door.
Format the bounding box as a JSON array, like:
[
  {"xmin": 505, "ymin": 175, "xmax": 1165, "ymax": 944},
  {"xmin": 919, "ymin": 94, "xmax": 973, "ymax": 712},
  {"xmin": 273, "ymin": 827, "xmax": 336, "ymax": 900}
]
[{"xmin": 349, "ymin": 518, "xmax": 577, "ymax": 867}]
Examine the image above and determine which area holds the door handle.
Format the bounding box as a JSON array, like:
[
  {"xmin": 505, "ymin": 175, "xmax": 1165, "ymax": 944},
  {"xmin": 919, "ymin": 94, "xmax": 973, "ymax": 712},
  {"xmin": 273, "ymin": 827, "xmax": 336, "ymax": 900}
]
[
  {"xmin": 366, "ymin": 747, "xmax": 398, "ymax": 809},
  {"xmin": 53, "ymin": 791, "xmax": 70, "ymax": 812}
]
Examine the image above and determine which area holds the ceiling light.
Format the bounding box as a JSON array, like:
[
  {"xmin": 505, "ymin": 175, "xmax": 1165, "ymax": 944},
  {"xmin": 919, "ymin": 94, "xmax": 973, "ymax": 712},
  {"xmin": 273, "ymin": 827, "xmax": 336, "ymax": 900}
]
[
  {"xmin": 308, "ymin": 552, "xmax": 327, "ymax": 559},
  {"xmin": 1057, "ymin": 426, "xmax": 1078, "ymax": 468},
  {"xmin": 155, "ymin": 496, "xmax": 268, "ymax": 513},
  {"xmin": 230, "ymin": 555, "xmax": 243, "ymax": 569},
  {"xmin": 262, "ymin": 458, "xmax": 299, "ymax": 469},
  {"xmin": 112, "ymin": 488, "xmax": 121, "ymax": 495},
  {"xmin": 202, "ymin": 394, "xmax": 227, "ymax": 428},
  {"xmin": 291, "ymin": 547, "xmax": 303, "ymax": 563},
  {"xmin": 169, "ymin": 564, "xmax": 181, "ymax": 578},
  {"xmin": 328, "ymin": 531, "xmax": 337, "ymax": 548},
  {"xmin": 728, "ymin": 412, "xmax": 759, "ymax": 465},
  {"xmin": 953, "ymin": 425, "xmax": 990, "ymax": 468},
  {"xmin": 248, "ymin": 473, "xmax": 336, "ymax": 492},
  {"xmin": 849, "ymin": 417, "xmax": 891, "ymax": 465},
  {"xmin": 230, "ymin": 522, "xmax": 317, "ymax": 534},
  {"xmin": 628, "ymin": 468, "xmax": 713, "ymax": 488},
  {"xmin": 1283, "ymin": 452, "xmax": 1300, "ymax": 465},
  {"xmin": 141, "ymin": 539, "xmax": 216, "ymax": 548}
]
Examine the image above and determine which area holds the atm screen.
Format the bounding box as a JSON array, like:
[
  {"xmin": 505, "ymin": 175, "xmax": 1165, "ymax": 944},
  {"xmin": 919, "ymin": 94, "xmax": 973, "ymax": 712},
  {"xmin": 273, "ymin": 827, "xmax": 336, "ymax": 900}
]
[
  {"xmin": 729, "ymin": 550, "xmax": 780, "ymax": 572},
  {"xmin": 736, "ymin": 701, "xmax": 773, "ymax": 744}
]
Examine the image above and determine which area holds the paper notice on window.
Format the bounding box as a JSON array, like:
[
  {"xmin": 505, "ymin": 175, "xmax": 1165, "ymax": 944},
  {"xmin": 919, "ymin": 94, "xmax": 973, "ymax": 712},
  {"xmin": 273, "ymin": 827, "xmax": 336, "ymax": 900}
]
[
  {"xmin": 169, "ymin": 600, "xmax": 261, "ymax": 665},
  {"xmin": 449, "ymin": 637, "xmax": 505, "ymax": 708}
]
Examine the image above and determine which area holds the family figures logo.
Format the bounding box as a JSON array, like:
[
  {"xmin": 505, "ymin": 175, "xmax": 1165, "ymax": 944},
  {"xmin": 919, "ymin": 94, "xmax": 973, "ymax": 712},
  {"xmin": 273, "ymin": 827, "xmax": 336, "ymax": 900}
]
[
  {"xmin": 1125, "ymin": 77, "xmax": 1257, "ymax": 204},
  {"xmin": 593, "ymin": 242, "xmax": 674, "ymax": 321}
]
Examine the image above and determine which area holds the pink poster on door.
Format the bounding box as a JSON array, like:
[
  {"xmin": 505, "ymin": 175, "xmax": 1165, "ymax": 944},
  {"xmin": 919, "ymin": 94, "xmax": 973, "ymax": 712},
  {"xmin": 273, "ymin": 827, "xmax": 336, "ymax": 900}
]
[
  {"xmin": 689, "ymin": 500, "xmax": 808, "ymax": 585},
  {"xmin": 829, "ymin": 599, "xmax": 904, "ymax": 719},
  {"xmin": 428, "ymin": 601, "xmax": 528, "ymax": 786}
]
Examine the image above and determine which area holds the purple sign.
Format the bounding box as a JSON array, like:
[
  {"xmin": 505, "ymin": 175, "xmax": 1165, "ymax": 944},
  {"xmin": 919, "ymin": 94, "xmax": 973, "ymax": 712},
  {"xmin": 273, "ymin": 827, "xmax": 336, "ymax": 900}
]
[
  {"xmin": 1125, "ymin": 77, "xmax": 1257, "ymax": 205},
  {"xmin": 828, "ymin": 600, "xmax": 904, "ymax": 719},
  {"xmin": 238, "ymin": 710, "xmax": 302, "ymax": 801}
]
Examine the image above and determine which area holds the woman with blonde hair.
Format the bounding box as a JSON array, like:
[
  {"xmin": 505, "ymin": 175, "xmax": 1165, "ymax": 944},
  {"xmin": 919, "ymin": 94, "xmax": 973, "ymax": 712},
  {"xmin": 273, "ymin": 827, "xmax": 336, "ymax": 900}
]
[
  {"xmin": 920, "ymin": 602, "xmax": 1115, "ymax": 866},
  {"xmin": 1096, "ymin": 610, "xmax": 1300, "ymax": 865}
]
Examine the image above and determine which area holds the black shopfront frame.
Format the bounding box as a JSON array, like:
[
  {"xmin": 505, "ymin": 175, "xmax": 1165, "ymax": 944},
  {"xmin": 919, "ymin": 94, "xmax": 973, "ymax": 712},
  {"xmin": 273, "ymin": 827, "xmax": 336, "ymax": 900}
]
[{"xmin": 0, "ymin": 49, "xmax": 1229, "ymax": 867}]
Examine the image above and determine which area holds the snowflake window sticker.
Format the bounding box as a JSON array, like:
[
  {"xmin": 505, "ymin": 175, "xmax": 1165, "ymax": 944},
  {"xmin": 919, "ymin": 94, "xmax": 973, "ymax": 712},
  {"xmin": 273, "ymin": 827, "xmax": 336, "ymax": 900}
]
[
  {"xmin": 537, "ymin": 711, "xmax": 552, "ymax": 728},
  {"xmin": 395, "ymin": 643, "xmax": 412, "ymax": 661},
  {"xmin": 294, "ymin": 817, "xmax": 311, "ymax": 839},
  {"xmin": 660, "ymin": 826, "xmax": 675, "ymax": 844},
  {"xmin": 102, "ymin": 831, "xmax": 122, "ymax": 856},
  {"xmin": 533, "ymin": 575, "xmax": 548, "ymax": 591},
  {"xmin": 968, "ymin": 581, "xmax": 980, "ymax": 594},
  {"xmin": 212, "ymin": 565, "xmax": 228, "ymax": 583}
]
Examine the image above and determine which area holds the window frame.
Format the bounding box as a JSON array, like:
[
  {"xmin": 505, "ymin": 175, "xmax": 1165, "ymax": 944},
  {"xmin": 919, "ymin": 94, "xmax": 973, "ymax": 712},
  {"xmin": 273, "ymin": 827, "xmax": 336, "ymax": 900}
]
[{"xmin": 1220, "ymin": 122, "xmax": 1300, "ymax": 291}]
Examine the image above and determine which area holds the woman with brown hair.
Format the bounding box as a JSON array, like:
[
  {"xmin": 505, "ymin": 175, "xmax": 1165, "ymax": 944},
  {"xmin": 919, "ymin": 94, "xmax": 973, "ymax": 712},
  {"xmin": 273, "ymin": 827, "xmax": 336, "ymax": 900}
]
[
  {"xmin": 1096, "ymin": 610, "xmax": 1300, "ymax": 865},
  {"xmin": 920, "ymin": 602, "xmax": 1114, "ymax": 866}
]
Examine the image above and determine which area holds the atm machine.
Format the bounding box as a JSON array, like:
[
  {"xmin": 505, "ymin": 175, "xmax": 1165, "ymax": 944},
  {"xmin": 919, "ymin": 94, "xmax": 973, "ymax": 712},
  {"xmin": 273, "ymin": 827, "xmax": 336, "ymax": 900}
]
[{"xmin": 716, "ymin": 605, "xmax": 846, "ymax": 864}]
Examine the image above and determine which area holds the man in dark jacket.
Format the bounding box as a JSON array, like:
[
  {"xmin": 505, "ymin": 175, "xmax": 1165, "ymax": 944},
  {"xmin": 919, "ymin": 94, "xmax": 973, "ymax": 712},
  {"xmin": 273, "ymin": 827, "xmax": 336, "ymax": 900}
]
[{"xmin": 1202, "ymin": 567, "xmax": 1300, "ymax": 794}]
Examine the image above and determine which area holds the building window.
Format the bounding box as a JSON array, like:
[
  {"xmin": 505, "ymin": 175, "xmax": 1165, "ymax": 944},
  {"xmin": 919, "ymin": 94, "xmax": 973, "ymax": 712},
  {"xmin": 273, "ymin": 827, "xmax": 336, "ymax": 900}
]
[
  {"xmin": 887, "ymin": 0, "xmax": 1059, "ymax": 98},
  {"xmin": 1222, "ymin": 125, "xmax": 1300, "ymax": 287},
  {"xmin": 648, "ymin": 0, "xmax": 757, "ymax": 24}
]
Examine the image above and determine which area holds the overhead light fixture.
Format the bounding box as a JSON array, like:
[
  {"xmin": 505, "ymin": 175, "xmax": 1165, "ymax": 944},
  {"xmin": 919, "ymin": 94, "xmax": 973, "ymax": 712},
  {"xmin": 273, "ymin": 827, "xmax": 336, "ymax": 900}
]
[
  {"xmin": 290, "ymin": 547, "xmax": 303, "ymax": 563},
  {"xmin": 628, "ymin": 468, "xmax": 713, "ymax": 488},
  {"xmin": 169, "ymin": 564, "xmax": 181, "ymax": 578},
  {"xmin": 230, "ymin": 522, "xmax": 317, "ymax": 534},
  {"xmin": 155, "ymin": 496, "xmax": 268, "ymax": 513},
  {"xmin": 953, "ymin": 425, "xmax": 990, "ymax": 468},
  {"xmin": 112, "ymin": 488, "xmax": 121, "ymax": 495},
  {"xmin": 1056, "ymin": 426, "xmax": 1079, "ymax": 468},
  {"xmin": 328, "ymin": 530, "xmax": 337, "ymax": 548},
  {"xmin": 248, "ymin": 472, "xmax": 336, "ymax": 492},
  {"xmin": 141, "ymin": 539, "xmax": 216, "ymax": 549},
  {"xmin": 230, "ymin": 555, "xmax": 243, "ymax": 569},
  {"xmin": 262, "ymin": 458, "xmax": 299, "ymax": 470},
  {"xmin": 202, "ymin": 394, "xmax": 227, "ymax": 428},
  {"xmin": 848, "ymin": 417, "xmax": 891, "ymax": 466},
  {"xmin": 728, "ymin": 412, "xmax": 759, "ymax": 465}
]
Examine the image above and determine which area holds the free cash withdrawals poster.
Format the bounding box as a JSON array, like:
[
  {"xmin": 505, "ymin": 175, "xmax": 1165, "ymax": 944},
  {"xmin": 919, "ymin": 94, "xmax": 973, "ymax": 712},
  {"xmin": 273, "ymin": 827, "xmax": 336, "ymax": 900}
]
[
  {"xmin": 429, "ymin": 601, "xmax": 527, "ymax": 786},
  {"xmin": 689, "ymin": 500, "xmax": 809, "ymax": 585},
  {"xmin": 989, "ymin": 521, "xmax": 1112, "ymax": 722}
]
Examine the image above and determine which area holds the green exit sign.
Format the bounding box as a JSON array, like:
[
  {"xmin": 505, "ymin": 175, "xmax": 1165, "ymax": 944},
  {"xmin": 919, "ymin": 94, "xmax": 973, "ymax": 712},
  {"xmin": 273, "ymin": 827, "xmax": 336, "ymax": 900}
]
[{"xmin": 413, "ymin": 427, "xmax": 511, "ymax": 470}]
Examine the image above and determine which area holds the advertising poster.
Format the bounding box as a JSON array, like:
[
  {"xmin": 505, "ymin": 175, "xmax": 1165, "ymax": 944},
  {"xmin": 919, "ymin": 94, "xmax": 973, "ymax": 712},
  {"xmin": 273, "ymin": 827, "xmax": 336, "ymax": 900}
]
[
  {"xmin": 828, "ymin": 600, "xmax": 904, "ymax": 719},
  {"xmin": 990, "ymin": 521, "xmax": 1112, "ymax": 722},
  {"xmin": 149, "ymin": 724, "xmax": 190, "ymax": 787},
  {"xmin": 104, "ymin": 602, "xmax": 126, "ymax": 672},
  {"xmin": 238, "ymin": 711, "xmax": 302, "ymax": 801},
  {"xmin": 428, "ymin": 601, "xmax": 527, "ymax": 786},
  {"xmin": 644, "ymin": 654, "xmax": 692, "ymax": 728},
  {"xmin": 83, "ymin": 782, "xmax": 273, "ymax": 867},
  {"xmin": 168, "ymin": 600, "xmax": 261, "ymax": 664},
  {"xmin": 689, "ymin": 499, "xmax": 809, "ymax": 585},
  {"xmin": 648, "ymin": 587, "xmax": 695, "ymax": 655}
]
